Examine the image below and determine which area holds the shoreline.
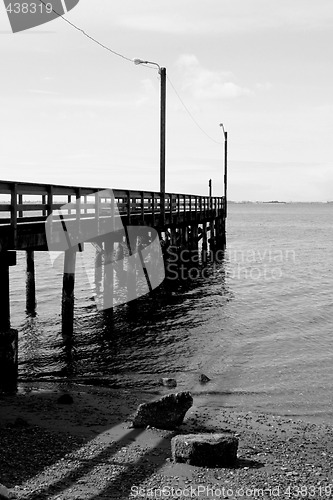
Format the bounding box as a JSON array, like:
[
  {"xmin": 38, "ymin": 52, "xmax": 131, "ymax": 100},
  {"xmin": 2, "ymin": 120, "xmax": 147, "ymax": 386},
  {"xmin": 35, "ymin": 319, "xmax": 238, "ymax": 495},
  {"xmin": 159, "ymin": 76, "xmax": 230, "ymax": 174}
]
[{"xmin": 1, "ymin": 382, "xmax": 333, "ymax": 499}]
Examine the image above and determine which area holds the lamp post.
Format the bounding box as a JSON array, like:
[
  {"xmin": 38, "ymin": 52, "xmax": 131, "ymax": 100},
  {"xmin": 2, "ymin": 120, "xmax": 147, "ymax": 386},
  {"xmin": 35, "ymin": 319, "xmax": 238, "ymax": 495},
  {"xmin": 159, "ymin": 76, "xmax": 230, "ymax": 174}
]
[
  {"xmin": 134, "ymin": 58, "xmax": 166, "ymax": 222},
  {"xmin": 219, "ymin": 123, "xmax": 228, "ymax": 219}
]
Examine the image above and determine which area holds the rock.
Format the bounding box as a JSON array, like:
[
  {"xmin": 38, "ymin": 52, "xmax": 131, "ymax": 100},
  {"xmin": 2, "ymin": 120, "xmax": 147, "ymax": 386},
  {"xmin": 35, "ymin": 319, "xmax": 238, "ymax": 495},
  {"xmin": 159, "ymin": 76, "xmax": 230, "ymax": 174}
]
[
  {"xmin": 159, "ymin": 377, "xmax": 177, "ymax": 388},
  {"xmin": 171, "ymin": 433, "xmax": 238, "ymax": 467},
  {"xmin": 132, "ymin": 392, "xmax": 193, "ymax": 430},
  {"xmin": 199, "ymin": 373, "xmax": 211, "ymax": 384},
  {"xmin": 57, "ymin": 393, "xmax": 73, "ymax": 405},
  {"xmin": 0, "ymin": 483, "xmax": 15, "ymax": 499}
]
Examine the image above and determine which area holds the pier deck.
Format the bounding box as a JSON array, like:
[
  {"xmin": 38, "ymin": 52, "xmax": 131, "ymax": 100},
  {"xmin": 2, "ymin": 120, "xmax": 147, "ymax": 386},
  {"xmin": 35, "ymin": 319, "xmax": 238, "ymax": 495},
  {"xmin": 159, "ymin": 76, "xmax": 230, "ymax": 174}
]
[{"xmin": 0, "ymin": 179, "xmax": 226, "ymax": 392}]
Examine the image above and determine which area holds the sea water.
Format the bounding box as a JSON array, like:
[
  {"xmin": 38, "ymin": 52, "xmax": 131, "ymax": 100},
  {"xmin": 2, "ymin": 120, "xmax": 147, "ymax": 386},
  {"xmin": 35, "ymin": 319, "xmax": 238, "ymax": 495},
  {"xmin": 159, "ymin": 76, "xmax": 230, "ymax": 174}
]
[{"xmin": 9, "ymin": 203, "xmax": 333, "ymax": 424}]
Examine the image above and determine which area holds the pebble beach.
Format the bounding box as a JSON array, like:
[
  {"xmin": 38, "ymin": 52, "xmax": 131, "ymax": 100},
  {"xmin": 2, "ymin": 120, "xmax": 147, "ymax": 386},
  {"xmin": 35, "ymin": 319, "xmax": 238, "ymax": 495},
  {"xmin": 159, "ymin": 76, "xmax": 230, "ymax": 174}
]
[{"xmin": 1, "ymin": 382, "xmax": 333, "ymax": 500}]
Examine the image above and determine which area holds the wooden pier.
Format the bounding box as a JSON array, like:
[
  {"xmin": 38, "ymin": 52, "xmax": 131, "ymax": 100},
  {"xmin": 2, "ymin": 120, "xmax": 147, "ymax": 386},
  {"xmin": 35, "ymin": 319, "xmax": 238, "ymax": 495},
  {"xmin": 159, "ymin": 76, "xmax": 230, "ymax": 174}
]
[{"xmin": 0, "ymin": 179, "xmax": 226, "ymax": 391}]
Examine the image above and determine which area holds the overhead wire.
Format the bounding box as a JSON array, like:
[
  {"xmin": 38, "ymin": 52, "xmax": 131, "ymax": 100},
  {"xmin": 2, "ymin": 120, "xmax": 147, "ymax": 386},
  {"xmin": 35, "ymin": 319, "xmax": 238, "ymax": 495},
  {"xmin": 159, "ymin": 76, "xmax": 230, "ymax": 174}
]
[
  {"xmin": 39, "ymin": 0, "xmax": 133, "ymax": 63},
  {"xmin": 38, "ymin": 0, "xmax": 223, "ymax": 144},
  {"xmin": 167, "ymin": 76, "xmax": 223, "ymax": 145}
]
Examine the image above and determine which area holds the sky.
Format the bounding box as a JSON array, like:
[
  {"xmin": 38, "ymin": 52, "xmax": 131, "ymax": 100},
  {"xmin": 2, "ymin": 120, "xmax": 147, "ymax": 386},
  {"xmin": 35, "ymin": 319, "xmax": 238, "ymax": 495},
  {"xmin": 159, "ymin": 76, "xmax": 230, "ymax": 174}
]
[{"xmin": 0, "ymin": 0, "xmax": 332, "ymax": 201}]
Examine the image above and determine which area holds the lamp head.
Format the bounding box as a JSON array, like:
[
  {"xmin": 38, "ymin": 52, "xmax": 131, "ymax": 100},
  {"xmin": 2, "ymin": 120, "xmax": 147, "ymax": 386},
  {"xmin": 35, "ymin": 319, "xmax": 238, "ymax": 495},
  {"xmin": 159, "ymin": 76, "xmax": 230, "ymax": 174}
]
[
  {"xmin": 133, "ymin": 58, "xmax": 161, "ymax": 72},
  {"xmin": 219, "ymin": 123, "xmax": 227, "ymax": 138},
  {"xmin": 133, "ymin": 58, "xmax": 145, "ymax": 65}
]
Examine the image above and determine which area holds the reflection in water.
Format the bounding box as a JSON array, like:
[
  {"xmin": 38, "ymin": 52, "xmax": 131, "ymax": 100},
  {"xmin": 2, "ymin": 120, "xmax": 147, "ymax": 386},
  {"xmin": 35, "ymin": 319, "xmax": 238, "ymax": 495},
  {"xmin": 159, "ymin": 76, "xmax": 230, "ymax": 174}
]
[{"xmin": 19, "ymin": 250, "xmax": 231, "ymax": 391}]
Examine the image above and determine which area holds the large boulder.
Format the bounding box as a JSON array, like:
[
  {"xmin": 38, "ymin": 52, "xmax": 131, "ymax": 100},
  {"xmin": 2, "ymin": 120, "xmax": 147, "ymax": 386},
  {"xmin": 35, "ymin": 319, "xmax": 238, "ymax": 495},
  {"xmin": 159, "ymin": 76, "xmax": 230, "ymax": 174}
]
[
  {"xmin": 131, "ymin": 391, "xmax": 193, "ymax": 430},
  {"xmin": 171, "ymin": 433, "xmax": 238, "ymax": 467}
]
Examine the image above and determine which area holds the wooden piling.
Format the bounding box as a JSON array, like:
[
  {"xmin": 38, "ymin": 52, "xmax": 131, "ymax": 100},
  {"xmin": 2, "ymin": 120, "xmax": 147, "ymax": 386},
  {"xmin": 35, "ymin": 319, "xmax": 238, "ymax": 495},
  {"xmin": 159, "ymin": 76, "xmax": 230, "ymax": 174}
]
[
  {"xmin": 62, "ymin": 248, "xmax": 77, "ymax": 340},
  {"xmin": 171, "ymin": 227, "xmax": 178, "ymax": 247},
  {"xmin": 0, "ymin": 252, "xmax": 16, "ymax": 331},
  {"xmin": 0, "ymin": 252, "xmax": 17, "ymax": 392},
  {"xmin": 202, "ymin": 222, "xmax": 208, "ymax": 262},
  {"xmin": 103, "ymin": 238, "xmax": 114, "ymax": 311},
  {"xmin": 209, "ymin": 220, "xmax": 216, "ymax": 254},
  {"xmin": 191, "ymin": 225, "xmax": 199, "ymax": 253},
  {"xmin": 94, "ymin": 244, "xmax": 103, "ymax": 296},
  {"xmin": 216, "ymin": 216, "xmax": 226, "ymax": 249},
  {"xmin": 26, "ymin": 249, "xmax": 36, "ymax": 314},
  {"xmin": 0, "ymin": 261, "xmax": 10, "ymax": 332},
  {"xmin": 183, "ymin": 226, "xmax": 189, "ymax": 247},
  {"xmin": 0, "ymin": 328, "xmax": 18, "ymax": 393},
  {"xmin": 126, "ymin": 235, "xmax": 137, "ymax": 303},
  {"xmin": 114, "ymin": 240, "xmax": 125, "ymax": 286}
]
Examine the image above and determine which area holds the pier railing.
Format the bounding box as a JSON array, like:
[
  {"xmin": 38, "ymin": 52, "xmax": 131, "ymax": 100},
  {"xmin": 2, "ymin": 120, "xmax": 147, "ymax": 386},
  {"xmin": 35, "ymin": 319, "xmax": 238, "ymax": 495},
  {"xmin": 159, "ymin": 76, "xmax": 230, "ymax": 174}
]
[{"xmin": 0, "ymin": 180, "xmax": 224, "ymax": 228}]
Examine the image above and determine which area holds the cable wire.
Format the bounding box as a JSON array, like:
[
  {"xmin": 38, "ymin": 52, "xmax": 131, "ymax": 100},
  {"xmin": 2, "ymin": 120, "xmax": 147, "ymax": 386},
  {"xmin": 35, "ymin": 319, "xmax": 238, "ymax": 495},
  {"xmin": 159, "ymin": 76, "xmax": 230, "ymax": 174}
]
[
  {"xmin": 39, "ymin": 0, "xmax": 134, "ymax": 63},
  {"xmin": 39, "ymin": 1, "xmax": 223, "ymax": 144},
  {"xmin": 167, "ymin": 76, "xmax": 223, "ymax": 145}
]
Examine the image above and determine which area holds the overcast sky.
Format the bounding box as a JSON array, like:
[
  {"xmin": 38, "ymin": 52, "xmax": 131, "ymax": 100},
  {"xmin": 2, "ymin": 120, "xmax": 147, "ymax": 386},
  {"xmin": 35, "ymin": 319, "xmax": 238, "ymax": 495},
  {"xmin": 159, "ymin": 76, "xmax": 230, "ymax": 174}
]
[{"xmin": 1, "ymin": 0, "xmax": 332, "ymax": 201}]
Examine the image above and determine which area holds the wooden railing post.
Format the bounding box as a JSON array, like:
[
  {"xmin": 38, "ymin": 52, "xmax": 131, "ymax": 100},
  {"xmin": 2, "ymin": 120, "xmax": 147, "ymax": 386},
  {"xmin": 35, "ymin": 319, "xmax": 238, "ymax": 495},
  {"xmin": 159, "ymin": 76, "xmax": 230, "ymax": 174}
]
[
  {"xmin": 42, "ymin": 194, "xmax": 47, "ymax": 216},
  {"xmin": 151, "ymin": 192, "xmax": 155, "ymax": 226},
  {"xmin": 18, "ymin": 194, "xmax": 23, "ymax": 219},
  {"xmin": 141, "ymin": 192, "xmax": 145, "ymax": 224},
  {"xmin": 10, "ymin": 183, "xmax": 17, "ymax": 247},
  {"xmin": 47, "ymin": 185, "xmax": 53, "ymax": 216},
  {"xmin": 75, "ymin": 187, "xmax": 81, "ymax": 232},
  {"xmin": 127, "ymin": 191, "xmax": 131, "ymax": 224},
  {"xmin": 95, "ymin": 191, "xmax": 100, "ymax": 235}
]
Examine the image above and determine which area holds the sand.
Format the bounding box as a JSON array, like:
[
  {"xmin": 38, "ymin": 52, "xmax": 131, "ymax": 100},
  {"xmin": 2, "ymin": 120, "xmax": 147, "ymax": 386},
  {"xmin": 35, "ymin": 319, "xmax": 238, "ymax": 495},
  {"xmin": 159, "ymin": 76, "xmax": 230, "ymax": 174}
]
[{"xmin": 1, "ymin": 382, "xmax": 333, "ymax": 499}]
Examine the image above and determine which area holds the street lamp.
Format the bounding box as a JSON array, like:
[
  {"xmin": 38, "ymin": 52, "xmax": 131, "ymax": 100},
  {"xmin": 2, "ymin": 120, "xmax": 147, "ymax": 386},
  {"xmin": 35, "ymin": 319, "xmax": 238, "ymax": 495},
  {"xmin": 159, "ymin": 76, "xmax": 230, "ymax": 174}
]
[
  {"xmin": 219, "ymin": 123, "xmax": 228, "ymax": 219},
  {"xmin": 134, "ymin": 58, "xmax": 166, "ymax": 222}
]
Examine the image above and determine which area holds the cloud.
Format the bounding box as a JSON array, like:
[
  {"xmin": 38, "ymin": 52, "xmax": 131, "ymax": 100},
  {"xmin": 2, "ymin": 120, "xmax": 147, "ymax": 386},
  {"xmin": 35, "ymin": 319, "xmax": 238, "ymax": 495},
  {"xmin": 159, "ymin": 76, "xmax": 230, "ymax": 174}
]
[
  {"xmin": 175, "ymin": 54, "xmax": 251, "ymax": 100},
  {"xmin": 115, "ymin": 0, "xmax": 333, "ymax": 35},
  {"xmin": 255, "ymin": 82, "xmax": 273, "ymax": 91},
  {"xmin": 135, "ymin": 78, "xmax": 158, "ymax": 107},
  {"xmin": 27, "ymin": 89, "xmax": 60, "ymax": 96}
]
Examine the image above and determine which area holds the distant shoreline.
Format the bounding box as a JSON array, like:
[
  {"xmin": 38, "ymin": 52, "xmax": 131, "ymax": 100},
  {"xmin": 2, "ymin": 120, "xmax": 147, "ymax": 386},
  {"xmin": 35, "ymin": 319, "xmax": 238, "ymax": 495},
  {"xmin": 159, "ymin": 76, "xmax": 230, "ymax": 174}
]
[{"xmin": 228, "ymin": 200, "xmax": 331, "ymax": 204}]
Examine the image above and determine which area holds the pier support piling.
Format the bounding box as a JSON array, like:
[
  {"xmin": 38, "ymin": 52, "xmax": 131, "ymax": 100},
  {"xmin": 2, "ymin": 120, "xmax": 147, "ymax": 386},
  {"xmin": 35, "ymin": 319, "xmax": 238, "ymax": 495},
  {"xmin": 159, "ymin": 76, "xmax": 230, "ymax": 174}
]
[
  {"xmin": 0, "ymin": 262, "xmax": 10, "ymax": 332},
  {"xmin": 0, "ymin": 328, "xmax": 18, "ymax": 393},
  {"xmin": 114, "ymin": 241, "xmax": 125, "ymax": 286},
  {"xmin": 191, "ymin": 225, "xmax": 199, "ymax": 253},
  {"xmin": 94, "ymin": 244, "xmax": 103, "ymax": 296},
  {"xmin": 62, "ymin": 248, "xmax": 77, "ymax": 340},
  {"xmin": 0, "ymin": 252, "xmax": 18, "ymax": 393},
  {"xmin": 0, "ymin": 251, "xmax": 16, "ymax": 331},
  {"xmin": 202, "ymin": 223, "xmax": 208, "ymax": 262},
  {"xmin": 26, "ymin": 249, "xmax": 36, "ymax": 314},
  {"xmin": 209, "ymin": 220, "xmax": 216, "ymax": 255},
  {"xmin": 127, "ymin": 236, "xmax": 137, "ymax": 303},
  {"xmin": 103, "ymin": 237, "xmax": 115, "ymax": 311}
]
